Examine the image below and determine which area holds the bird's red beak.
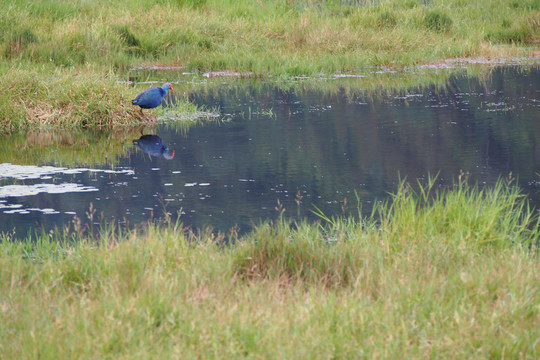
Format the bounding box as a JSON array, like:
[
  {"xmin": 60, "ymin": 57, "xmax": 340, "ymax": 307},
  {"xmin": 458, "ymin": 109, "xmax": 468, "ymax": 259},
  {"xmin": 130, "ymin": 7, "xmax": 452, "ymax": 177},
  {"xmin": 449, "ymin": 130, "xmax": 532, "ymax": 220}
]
[{"xmin": 170, "ymin": 84, "xmax": 174, "ymax": 91}]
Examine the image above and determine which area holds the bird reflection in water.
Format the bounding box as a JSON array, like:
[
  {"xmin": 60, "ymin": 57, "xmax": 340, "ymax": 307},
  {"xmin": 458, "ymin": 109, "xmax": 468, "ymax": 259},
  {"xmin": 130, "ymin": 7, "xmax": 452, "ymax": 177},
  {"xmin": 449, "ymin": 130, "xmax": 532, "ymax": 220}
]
[{"xmin": 133, "ymin": 126, "xmax": 175, "ymax": 160}]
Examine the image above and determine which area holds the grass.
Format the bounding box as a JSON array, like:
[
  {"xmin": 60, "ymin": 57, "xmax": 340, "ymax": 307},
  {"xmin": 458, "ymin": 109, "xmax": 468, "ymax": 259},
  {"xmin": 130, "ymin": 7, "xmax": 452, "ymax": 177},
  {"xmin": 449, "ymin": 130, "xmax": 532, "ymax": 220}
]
[
  {"xmin": 0, "ymin": 65, "xmax": 141, "ymax": 132},
  {"xmin": 2, "ymin": 0, "xmax": 537, "ymax": 70},
  {"xmin": 1, "ymin": 179, "xmax": 539, "ymax": 358},
  {"xmin": 0, "ymin": 0, "xmax": 538, "ymax": 131}
]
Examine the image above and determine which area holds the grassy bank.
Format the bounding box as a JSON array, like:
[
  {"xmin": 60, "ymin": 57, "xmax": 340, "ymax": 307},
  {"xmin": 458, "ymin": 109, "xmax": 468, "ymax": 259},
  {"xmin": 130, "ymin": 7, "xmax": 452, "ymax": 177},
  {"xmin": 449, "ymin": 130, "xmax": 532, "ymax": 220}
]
[
  {"xmin": 0, "ymin": 64, "xmax": 212, "ymax": 132},
  {"xmin": 1, "ymin": 180, "xmax": 539, "ymax": 358},
  {"xmin": 0, "ymin": 65, "xmax": 142, "ymax": 132},
  {"xmin": 0, "ymin": 0, "xmax": 538, "ymax": 131}
]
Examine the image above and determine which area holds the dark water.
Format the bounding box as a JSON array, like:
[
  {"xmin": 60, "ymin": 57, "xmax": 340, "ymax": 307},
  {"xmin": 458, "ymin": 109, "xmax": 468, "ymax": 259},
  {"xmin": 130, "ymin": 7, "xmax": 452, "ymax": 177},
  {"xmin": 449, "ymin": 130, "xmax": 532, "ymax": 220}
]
[{"xmin": 1, "ymin": 66, "xmax": 539, "ymax": 237}]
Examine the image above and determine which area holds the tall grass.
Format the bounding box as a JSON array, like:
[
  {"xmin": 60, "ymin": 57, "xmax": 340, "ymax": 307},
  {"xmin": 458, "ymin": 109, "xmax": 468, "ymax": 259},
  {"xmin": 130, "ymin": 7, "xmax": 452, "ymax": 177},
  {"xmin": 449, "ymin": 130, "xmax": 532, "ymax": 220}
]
[
  {"xmin": 2, "ymin": 0, "xmax": 537, "ymax": 71},
  {"xmin": 1, "ymin": 179, "xmax": 538, "ymax": 358}
]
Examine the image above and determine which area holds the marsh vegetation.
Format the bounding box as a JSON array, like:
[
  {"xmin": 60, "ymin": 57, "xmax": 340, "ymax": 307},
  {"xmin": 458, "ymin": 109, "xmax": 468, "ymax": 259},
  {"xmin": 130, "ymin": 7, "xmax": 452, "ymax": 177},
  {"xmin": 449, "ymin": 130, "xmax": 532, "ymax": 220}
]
[
  {"xmin": 1, "ymin": 1, "xmax": 539, "ymax": 358},
  {"xmin": 0, "ymin": 0, "xmax": 538, "ymax": 130},
  {"xmin": 1, "ymin": 179, "xmax": 539, "ymax": 358}
]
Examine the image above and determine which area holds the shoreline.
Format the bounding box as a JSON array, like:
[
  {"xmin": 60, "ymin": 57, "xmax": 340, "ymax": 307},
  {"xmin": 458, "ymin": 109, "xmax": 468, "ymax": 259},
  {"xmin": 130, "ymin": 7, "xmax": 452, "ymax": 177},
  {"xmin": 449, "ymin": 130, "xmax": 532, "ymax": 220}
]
[{"xmin": 1, "ymin": 55, "xmax": 538, "ymax": 133}]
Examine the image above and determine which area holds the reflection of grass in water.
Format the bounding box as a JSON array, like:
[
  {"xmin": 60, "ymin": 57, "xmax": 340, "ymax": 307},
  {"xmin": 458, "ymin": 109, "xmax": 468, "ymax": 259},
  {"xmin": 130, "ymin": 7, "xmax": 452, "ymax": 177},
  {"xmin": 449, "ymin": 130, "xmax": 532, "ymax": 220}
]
[
  {"xmin": 0, "ymin": 179, "xmax": 538, "ymax": 358},
  {"xmin": 0, "ymin": 98, "xmax": 222, "ymax": 166},
  {"xmin": 0, "ymin": 128, "xmax": 141, "ymax": 167},
  {"xmin": 140, "ymin": 63, "xmax": 517, "ymax": 104}
]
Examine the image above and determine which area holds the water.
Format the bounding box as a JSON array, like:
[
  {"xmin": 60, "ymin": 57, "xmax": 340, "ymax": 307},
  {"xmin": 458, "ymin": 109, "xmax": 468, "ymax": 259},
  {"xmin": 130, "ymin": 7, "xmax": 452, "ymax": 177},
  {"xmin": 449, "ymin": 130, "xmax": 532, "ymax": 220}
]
[{"xmin": 1, "ymin": 66, "xmax": 539, "ymax": 237}]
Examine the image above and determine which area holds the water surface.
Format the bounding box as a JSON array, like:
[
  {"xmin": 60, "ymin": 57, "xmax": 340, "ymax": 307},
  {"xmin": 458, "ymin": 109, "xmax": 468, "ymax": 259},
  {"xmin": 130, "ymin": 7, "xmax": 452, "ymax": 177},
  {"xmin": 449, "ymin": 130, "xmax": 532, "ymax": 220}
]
[{"xmin": 1, "ymin": 66, "xmax": 538, "ymax": 237}]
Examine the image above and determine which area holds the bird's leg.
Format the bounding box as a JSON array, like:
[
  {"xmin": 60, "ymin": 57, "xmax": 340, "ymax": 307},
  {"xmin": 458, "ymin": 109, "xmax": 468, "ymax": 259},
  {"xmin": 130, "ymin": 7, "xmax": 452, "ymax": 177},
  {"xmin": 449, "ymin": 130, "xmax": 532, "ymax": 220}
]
[
  {"xmin": 140, "ymin": 108, "xmax": 153, "ymax": 123},
  {"xmin": 150, "ymin": 109, "xmax": 155, "ymax": 125}
]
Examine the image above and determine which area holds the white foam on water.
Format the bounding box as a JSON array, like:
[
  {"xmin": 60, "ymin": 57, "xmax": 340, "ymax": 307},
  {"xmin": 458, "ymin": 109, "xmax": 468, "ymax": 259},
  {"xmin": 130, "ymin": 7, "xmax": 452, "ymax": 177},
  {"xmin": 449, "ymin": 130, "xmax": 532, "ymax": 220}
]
[
  {"xmin": 0, "ymin": 163, "xmax": 134, "ymax": 180},
  {"xmin": 2, "ymin": 205, "xmax": 63, "ymax": 215},
  {"xmin": 0, "ymin": 183, "xmax": 99, "ymax": 198},
  {"xmin": 4, "ymin": 209, "xmax": 30, "ymax": 214},
  {"xmin": 0, "ymin": 203, "xmax": 23, "ymax": 209}
]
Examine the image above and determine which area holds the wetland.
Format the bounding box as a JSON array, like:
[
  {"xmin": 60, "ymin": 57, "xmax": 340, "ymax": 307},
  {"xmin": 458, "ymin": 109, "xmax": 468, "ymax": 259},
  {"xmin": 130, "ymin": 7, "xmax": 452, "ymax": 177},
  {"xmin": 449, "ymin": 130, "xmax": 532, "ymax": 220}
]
[
  {"xmin": 1, "ymin": 64, "xmax": 539, "ymax": 237},
  {"xmin": 1, "ymin": 1, "xmax": 540, "ymax": 357}
]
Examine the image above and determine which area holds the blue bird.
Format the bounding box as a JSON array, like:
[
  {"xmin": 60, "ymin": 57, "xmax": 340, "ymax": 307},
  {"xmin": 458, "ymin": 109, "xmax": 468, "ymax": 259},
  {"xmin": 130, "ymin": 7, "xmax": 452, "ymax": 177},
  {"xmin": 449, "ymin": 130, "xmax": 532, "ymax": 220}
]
[{"xmin": 132, "ymin": 83, "xmax": 174, "ymax": 124}]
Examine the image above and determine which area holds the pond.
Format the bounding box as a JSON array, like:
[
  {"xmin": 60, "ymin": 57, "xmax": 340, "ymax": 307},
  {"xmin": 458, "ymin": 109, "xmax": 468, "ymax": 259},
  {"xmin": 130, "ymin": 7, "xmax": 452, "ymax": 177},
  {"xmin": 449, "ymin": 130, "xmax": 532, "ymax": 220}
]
[{"xmin": 1, "ymin": 65, "xmax": 539, "ymax": 237}]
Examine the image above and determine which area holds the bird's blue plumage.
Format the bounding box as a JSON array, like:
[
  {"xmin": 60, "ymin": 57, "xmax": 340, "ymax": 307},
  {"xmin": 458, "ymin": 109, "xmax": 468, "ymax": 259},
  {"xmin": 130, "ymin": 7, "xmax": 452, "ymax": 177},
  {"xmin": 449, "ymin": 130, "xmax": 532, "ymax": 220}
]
[{"xmin": 132, "ymin": 83, "xmax": 173, "ymax": 109}]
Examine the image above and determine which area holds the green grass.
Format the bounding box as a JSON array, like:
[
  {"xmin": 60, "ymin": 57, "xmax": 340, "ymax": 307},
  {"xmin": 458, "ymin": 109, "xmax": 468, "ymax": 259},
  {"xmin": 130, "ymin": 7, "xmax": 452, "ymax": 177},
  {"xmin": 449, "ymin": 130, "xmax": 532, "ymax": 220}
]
[
  {"xmin": 1, "ymin": 179, "xmax": 539, "ymax": 358},
  {"xmin": 0, "ymin": 0, "xmax": 538, "ymax": 131},
  {"xmin": 1, "ymin": 0, "xmax": 537, "ymax": 70},
  {"xmin": 0, "ymin": 65, "xmax": 141, "ymax": 132}
]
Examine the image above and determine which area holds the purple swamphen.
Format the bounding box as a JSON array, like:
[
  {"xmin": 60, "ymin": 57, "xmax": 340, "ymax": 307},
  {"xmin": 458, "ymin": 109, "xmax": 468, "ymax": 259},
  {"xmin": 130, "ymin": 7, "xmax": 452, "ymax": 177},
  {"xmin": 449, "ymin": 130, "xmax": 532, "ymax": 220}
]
[{"xmin": 132, "ymin": 83, "xmax": 174, "ymax": 124}]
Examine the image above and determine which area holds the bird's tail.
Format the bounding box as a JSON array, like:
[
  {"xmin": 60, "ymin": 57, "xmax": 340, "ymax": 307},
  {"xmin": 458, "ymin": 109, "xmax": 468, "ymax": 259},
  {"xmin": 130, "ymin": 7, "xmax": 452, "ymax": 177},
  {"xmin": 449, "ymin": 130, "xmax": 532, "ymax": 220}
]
[{"xmin": 131, "ymin": 99, "xmax": 137, "ymax": 105}]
